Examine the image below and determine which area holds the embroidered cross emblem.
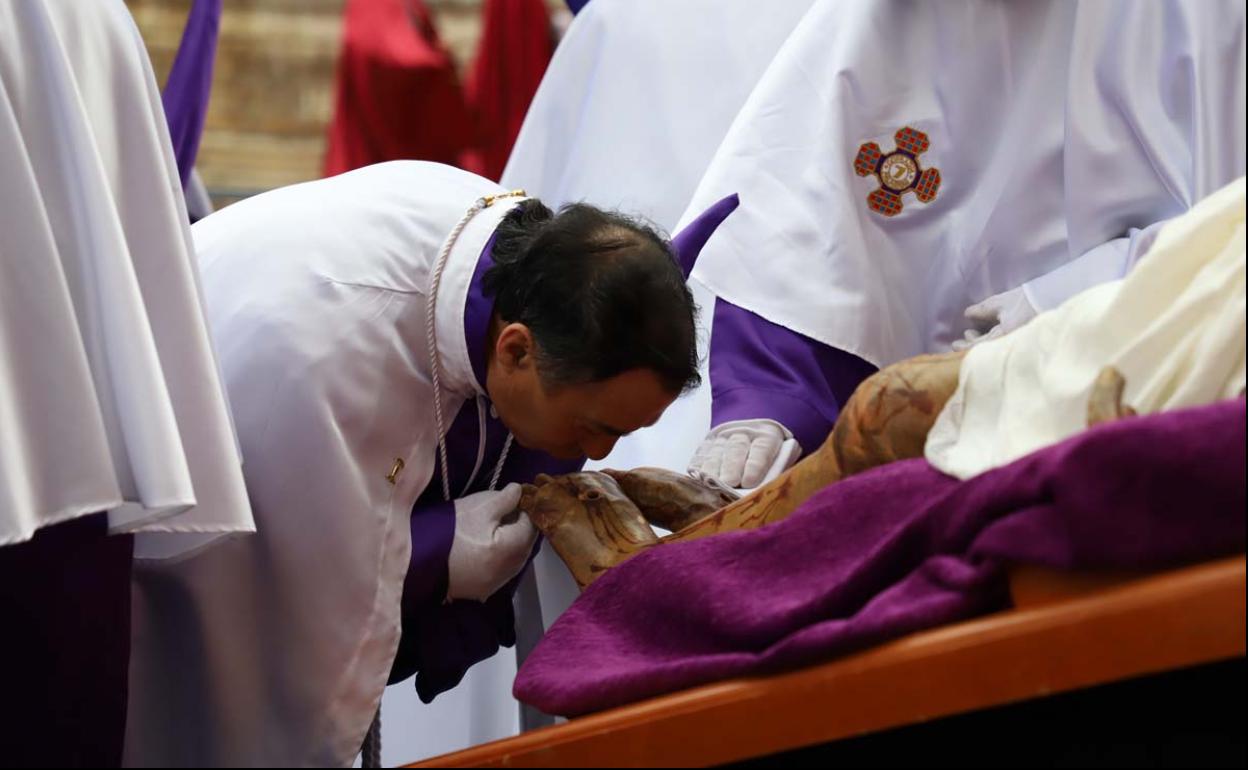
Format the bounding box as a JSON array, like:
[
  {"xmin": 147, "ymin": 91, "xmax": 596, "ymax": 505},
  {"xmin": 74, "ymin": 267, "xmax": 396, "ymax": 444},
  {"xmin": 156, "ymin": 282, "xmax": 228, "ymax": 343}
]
[{"xmin": 854, "ymin": 126, "xmax": 941, "ymax": 217}]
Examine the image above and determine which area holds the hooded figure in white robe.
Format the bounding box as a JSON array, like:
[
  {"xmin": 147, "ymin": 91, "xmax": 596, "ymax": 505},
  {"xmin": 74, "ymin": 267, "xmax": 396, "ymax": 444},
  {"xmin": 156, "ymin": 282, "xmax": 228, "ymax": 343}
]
[{"xmin": 679, "ymin": 0, "xmax": 1245, "ymax": 490}]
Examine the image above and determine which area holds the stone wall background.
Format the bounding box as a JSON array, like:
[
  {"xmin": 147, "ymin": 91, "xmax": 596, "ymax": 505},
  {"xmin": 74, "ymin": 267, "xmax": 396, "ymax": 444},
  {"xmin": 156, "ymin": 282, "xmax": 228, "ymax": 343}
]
[{"xmin": 125, "ymin": 0, "xmax": 567, "ymax": 206}]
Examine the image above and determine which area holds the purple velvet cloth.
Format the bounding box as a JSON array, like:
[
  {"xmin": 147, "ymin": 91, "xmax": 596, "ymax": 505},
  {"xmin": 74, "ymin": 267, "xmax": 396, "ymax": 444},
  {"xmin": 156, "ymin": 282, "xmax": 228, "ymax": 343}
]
[
  {"xmin": 514, "ymin": 399, "xmax": 1247, "ymax": 716},
  {"xmin": 160, "ymin": 0, "xmax": 221, "ymax": 188},
  {"xmin": 710, "ymin": 299, "xmax": 877, "ymax": 455},
  {"xmin": 0, "ymin": 513, "xmax": 134, "ymax": 766}
]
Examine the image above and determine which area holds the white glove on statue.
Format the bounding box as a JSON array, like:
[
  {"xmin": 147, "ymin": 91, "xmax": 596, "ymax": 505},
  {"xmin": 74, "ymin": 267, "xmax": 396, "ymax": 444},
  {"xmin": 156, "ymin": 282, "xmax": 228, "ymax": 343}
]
[
  {"xmin": 446, "ymin": 483, "xmax": 537, "ymax": 602},
  {"xmin": 953, "ymin": 285, "xmax": 1039, "ymax": 351},
  {"xmin": 687, "ymin": 418, "xmax": 802, "ymax": 490}
]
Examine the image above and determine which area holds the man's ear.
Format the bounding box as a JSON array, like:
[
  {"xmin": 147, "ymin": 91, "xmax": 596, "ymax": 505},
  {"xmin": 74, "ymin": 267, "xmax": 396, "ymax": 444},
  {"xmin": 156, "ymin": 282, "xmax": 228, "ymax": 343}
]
[{"xmin": 495, "ymin": 322, "xmax": 536, "ymax": 372}]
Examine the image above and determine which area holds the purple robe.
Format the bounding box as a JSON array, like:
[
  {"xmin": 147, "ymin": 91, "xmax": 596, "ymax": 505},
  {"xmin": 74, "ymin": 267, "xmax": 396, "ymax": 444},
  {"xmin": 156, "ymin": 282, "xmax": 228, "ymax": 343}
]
[
  {"xmin": 710, "ymin": 300, "xmax": 877, "ymax": 456},
  {"xmin": 160, "ymin": 0, "xmax": 221, "ymax": 188},
  {"xmin": 679, "ymin": 191, "xmax": 875, "ymax": 457},
  {"xmin": 0, "ymin": 515, "xmax": 134, "ymax": 766},
  {"xmin": 514, "ymin": 398, "xmax": 1246, "ymax": 716}
]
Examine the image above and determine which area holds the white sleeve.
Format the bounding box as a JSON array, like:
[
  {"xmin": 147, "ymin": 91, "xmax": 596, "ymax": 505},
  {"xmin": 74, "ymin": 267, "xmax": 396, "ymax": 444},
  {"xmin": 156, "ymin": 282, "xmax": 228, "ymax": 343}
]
[{"xmin": 1023, "ymin": 221, "xmax": 1166, "ymax": 311}]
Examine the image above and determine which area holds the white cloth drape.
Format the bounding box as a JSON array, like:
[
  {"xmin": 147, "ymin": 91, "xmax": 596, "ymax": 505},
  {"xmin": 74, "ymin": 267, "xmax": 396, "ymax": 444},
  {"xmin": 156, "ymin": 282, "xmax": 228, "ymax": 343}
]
[
  {"xmin": 0, "ymin": 0, "xmax": 252, "ymax": 554},
  {"xmin": 926, "ymin": 178, "xmax": 1246, "ymax": 481}
]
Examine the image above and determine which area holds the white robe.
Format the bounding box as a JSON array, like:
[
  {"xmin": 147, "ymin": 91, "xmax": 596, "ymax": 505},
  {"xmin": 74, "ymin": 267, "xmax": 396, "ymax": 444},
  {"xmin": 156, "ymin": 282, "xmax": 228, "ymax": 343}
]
[
  {"xmin": 681, "ymin": 0, "xmax": 1246, "ymax": 368},
  {"xmin": 503, "ymin": 0, "xmax": 814, "ymax": 482},
  {"xmin": 125, "ymin": 162, "xmax": 521, "ymax": 766},
  {"xmin": 0, "ymin": 0, "xmax": 251, "ymax": 553},
  {"xmin": 502, "ymin": 0, "xmax": 815, "ymax": 239},
  {"xmin": 926, "ymin": 177, "xmax": 1246, "ymax": 480}
]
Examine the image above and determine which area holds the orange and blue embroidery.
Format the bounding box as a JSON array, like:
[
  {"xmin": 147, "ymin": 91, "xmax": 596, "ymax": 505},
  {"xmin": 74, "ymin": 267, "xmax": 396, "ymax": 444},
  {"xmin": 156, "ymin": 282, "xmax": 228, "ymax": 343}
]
[{"xmin": 855, "ymin": 126, "xmax": 941, "ymax": 217}]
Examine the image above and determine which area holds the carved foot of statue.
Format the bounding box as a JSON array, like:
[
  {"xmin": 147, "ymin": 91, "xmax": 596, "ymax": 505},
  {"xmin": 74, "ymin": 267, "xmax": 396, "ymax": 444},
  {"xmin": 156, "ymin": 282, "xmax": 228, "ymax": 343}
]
[
  {"xmin": 601, "ymin": 467, "xmax": 739, "ymax": 532},
  {"xmin": 1087, "ymin": 366, "xmax": 1137, "ymax": 427},
  {"xmin": 521, "ymin": 472, "xmax": 659, "ymax": 590},
  {"xmin": 524, "ymin": 351, "xmax": 973, "ymax": 591}
]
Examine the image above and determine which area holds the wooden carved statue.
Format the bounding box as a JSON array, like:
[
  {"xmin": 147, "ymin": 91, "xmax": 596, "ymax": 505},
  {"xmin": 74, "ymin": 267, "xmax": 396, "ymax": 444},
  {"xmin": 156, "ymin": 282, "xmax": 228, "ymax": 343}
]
[{"xmin": 525, "ymin": 351, "xmax": 1136, "ymax": 590}]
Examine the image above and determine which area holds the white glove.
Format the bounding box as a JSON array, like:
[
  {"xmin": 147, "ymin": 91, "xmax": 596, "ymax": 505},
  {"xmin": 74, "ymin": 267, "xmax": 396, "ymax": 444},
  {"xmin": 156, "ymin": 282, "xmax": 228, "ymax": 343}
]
[
  {"xmin": 446, "ymin": 483, "xmax": 537, "ymax": 602},
  {"xmin": 952, "ymin": 285, "xmax": 1038, "ymax": 351},
  {"xmin": 687, "ymin": 419, "xmax": 802, "ymax": 490}
]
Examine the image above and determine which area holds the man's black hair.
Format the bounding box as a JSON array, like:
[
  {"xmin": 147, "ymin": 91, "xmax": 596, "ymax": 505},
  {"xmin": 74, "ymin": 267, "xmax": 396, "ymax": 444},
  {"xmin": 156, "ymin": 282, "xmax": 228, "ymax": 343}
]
[{"xmin": 483, "ymin": 198, "xmax": 701, "ymax": 393}]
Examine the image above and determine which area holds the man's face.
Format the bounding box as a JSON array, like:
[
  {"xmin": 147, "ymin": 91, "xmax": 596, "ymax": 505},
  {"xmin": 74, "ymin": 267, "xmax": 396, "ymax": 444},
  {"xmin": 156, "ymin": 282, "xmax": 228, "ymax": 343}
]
[{"xmin": 485, "ymin": 323, "xmax": 677, "ymax": 460}]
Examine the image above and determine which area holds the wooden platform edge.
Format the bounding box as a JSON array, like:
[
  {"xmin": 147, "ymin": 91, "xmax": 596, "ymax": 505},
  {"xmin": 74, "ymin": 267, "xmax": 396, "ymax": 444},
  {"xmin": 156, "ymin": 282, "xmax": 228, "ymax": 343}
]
[{"xmin": 408, "ymin": 555, "xmax": 1246, "ymax": 768}]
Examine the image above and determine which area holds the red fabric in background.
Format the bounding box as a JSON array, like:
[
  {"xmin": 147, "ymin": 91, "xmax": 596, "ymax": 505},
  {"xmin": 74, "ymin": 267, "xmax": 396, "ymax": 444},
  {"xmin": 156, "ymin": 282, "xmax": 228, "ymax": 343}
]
[
  {"xmin": 323, "ymin": 0, "xmax": 472, "ymax": 176},
  {"xmin": 461, "ymin": 0, "xmax": 553, "ymax": 180}
]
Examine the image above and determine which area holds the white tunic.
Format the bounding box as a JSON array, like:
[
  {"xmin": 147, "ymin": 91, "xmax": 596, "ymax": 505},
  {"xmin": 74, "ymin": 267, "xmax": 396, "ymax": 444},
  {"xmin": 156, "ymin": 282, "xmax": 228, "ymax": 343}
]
[
  {"xmin": 125, "ymin": 162, "xmax": 521, "ymax": 767},
  {"xmin": 0, "ymin": 0, "xmax": 252, "ymax": 552},
  {"xmin": 502, "ymin": 0, "xmax": 815, "ymax": 236},
  {"xmin": 681, "ymin": 0, "xmax": 1247, "ymax": 368}
]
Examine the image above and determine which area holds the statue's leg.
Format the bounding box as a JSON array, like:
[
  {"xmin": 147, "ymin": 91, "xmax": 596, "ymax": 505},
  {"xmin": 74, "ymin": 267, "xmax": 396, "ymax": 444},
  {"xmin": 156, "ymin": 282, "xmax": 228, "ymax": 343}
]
[
  {"xmin": 521, "ymin": 472, "xmax": 658, "ymax": 590},
  {"xmin": 601, "ymin": 467, "xmax": 740, "ymax": 532},
  {"xmin": 524, "ymin": 352, "xmax": 966, "ymax": 588},
  {"xmin": 656, "ymin": 351, "xmax": 966, "ymax": 546}
]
